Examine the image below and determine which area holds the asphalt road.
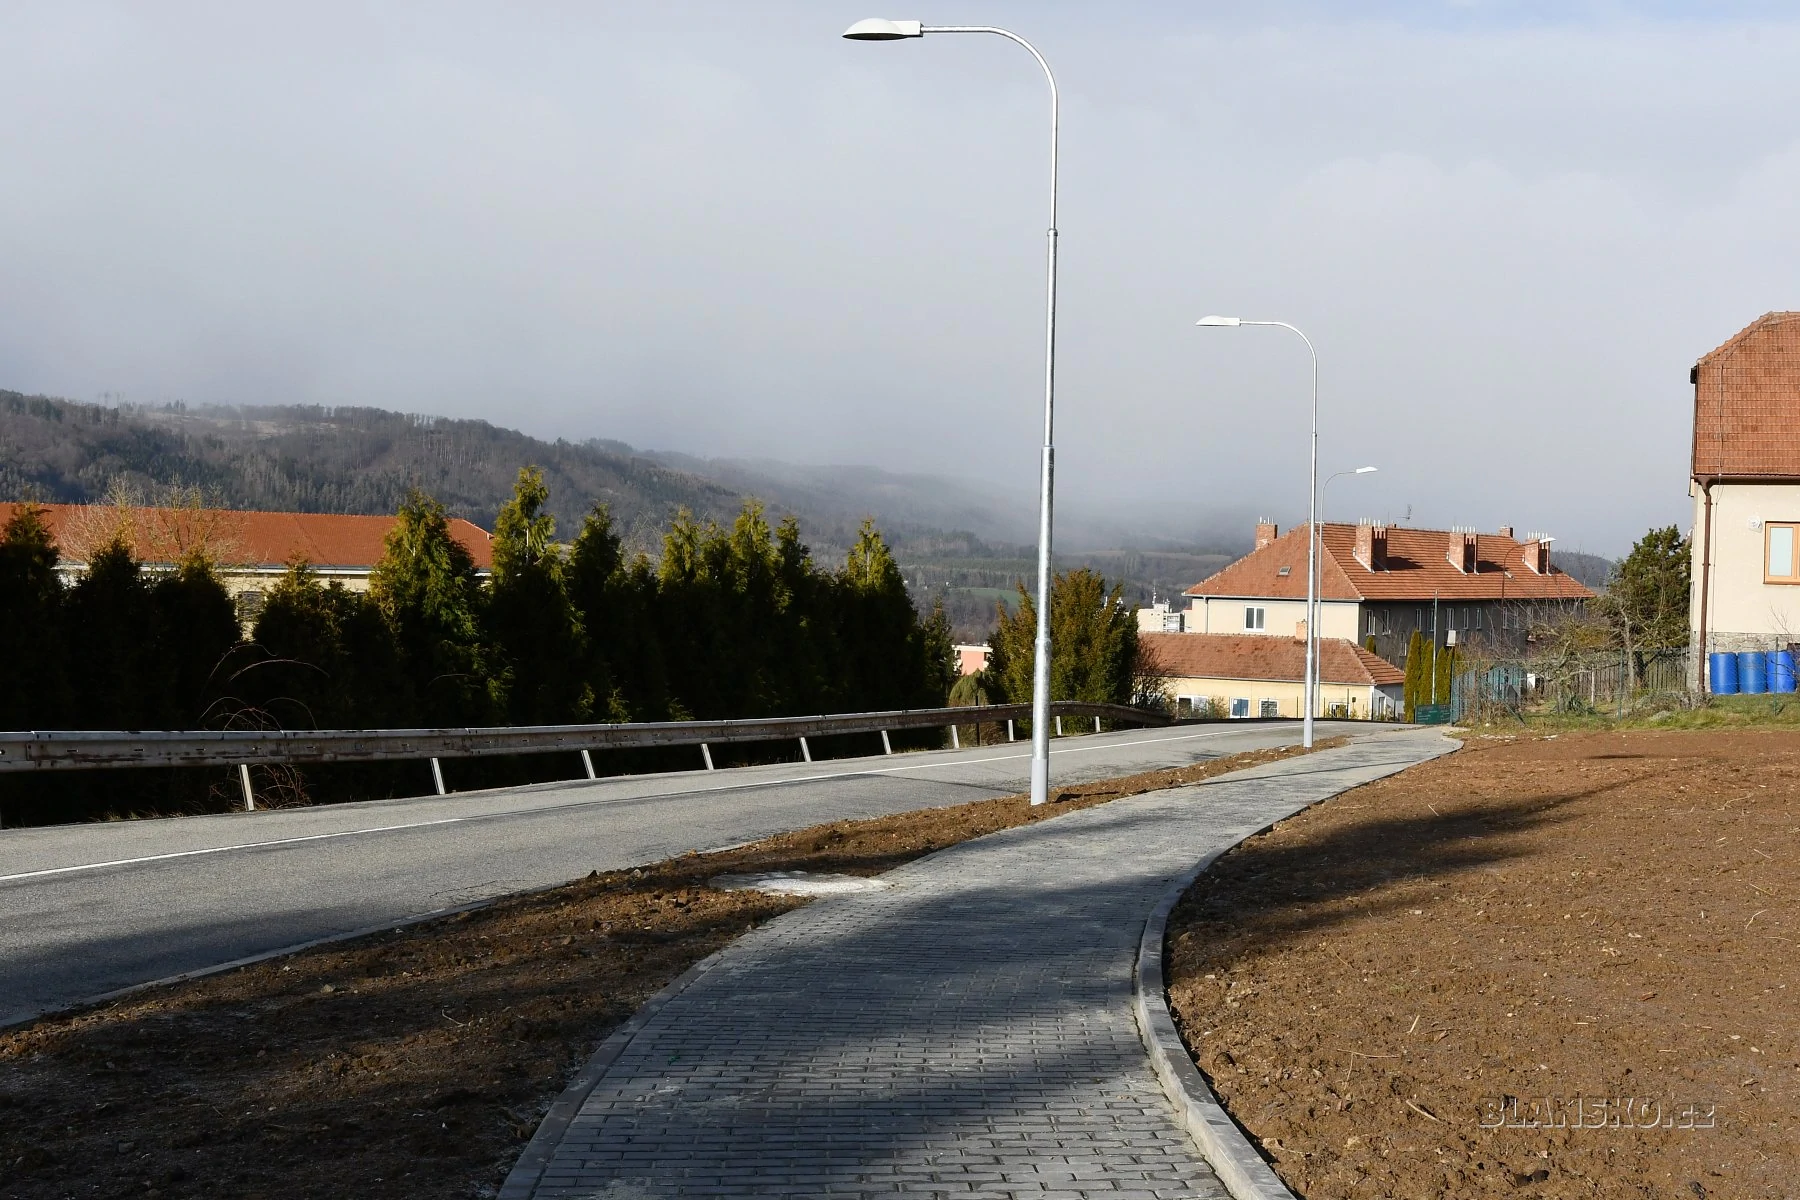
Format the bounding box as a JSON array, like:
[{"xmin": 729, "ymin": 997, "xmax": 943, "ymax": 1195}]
[{"xmin": 0, "ymin": 720, "xmax": 1394, "ymax": 1026}]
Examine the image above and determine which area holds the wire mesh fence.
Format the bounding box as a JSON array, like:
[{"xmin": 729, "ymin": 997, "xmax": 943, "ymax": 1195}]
[{"xmin": 1449, "ymin": 647, "xmax": 1694, "ymax": 722}]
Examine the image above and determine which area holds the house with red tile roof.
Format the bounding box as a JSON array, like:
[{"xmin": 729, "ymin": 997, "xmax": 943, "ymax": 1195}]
[
  {"xmin": 1182, "ymin": 519, "xmax": 1592, "ymax": 667},
  {"xmin": 1690, "ymin": 312, "xmax": 1800, "ymax": 685},
  {"xmin": 1139, "ymin": 631, "xmax": 1405, "ymax": 720},
  {"xmin": 0, "ymin": 502, "xmax": 492, "ymax": 623}
]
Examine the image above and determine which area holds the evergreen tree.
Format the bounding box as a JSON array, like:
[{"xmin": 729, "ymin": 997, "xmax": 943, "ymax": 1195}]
[
  {"xmin": 986, "ymin": 568, "xmax": 1139, "ymax": 712},
  {"xmin": 369, "ymin": 489, "xmax": 488, "ymax": 726},
  {"xmin": 837, "ymin": 519, "xmax": 944, "ymax": 712},
  {"xmin": 65, "ymin": 537, "xmax": 162, "ymax": 729},
  {"xmin": 486, "ymin": 467, "xmax": 591, "ymax": 725},
  {"xmin": 567, "ymin": 502, "xmax": 668, "ymax": 722},
  {"xmin": 1401, "ymin": 629, "xmax": 1427, "ymax": 720},
  {"xmin": 1432, "ymin": 639, "xmax": 1455, "ymax": 710},
  {"xmin": 1598, "ymin": 525, "xmax": 1691, "ymax": 657},
  {"xmin": 0, "ymin": 505, "xmax": 69, "ymax": 729},
  {"xmin": 150, "ymin": 549, "xmax": 240, "ymax": 725},
  {"xmin": 251, "ymin": 560, "xmax": 403, "ymax": 729}
]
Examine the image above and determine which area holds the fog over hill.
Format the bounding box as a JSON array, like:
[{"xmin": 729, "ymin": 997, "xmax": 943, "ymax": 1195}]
[{"xmin": 0, "ymin": 391, "xmax": 1610, "ymax": 640}]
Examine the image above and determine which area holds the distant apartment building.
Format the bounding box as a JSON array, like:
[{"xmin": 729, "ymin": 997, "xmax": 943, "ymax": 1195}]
[
  {"xmin": 1139, "ymin": 631, "xmax": 1404, "ymax": 720},
  {"xmin": 1182, "ymin": 519, "xmax": 1593, "ymax": 666},
  {"xmin": 0, "ymin": 502, "xmax": 493, "ymax": 622},
  {"xmin": 1135, "ymin": 600, "xmax": 1186, "ymax": 634},
  {"xmin": 954, "ymin": 643, "xmax": 992, "ymax": 676},
  {"xmin": 1690, "ymin": 312, "xmax": 1800, "ymax": 685}
]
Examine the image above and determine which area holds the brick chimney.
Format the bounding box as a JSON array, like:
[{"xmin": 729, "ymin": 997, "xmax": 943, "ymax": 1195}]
[
  {"xmin": 1523, "ymin": 537, "xmax": 1549, "ymax": 574},
  {"xmin": 1497, "ymin": 525, "xmax": 1513, "ymax": 540},
  {"xmin": 1447, "ymin": 527, "xmax": 1478, "ymax": 574},
  {"xmin": 1353, "ymin": 521, "xmax": 1387, "ymax": 571},
  {"xmin": 1255, "ymin": 519, "xmax": 1279, "ymax": 550}
]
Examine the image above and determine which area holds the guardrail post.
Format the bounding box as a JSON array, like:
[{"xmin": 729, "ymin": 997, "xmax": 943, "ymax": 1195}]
[
  {"xmin": 799, "ymin": 736, "xmax": 812, "ymax": 763},
  {"xmin": 880, "ymin": 730, "xmax": 892, "ymax": 755},
  {"xmin": 950, "ymin": 724, "xmax": 960, "ymax": 750},
  {"xmin": 1094, "ymin": 715, "xmax": 1101, "ymax": 734},
  {"xmin": 430, "ymin": 758, "xmax": 447, "ymax": 796},
  {"xmin": 1007, "ymin": 719, "xmax": 1015, "ymax": 742},
  {"xmin": 701, "ymin": 743, "xmax": 714, "ymax": 771},
  {"xmin": 1055, "ymin": 716, "xmax": 1063, "ymax": 737},
  {"xmin": 238, "ymin": 764, "xmax": 255, "ymax": 812},
  {"xmin": 580, "ymin": 749, "xmax": 596, "ymax": 780}
]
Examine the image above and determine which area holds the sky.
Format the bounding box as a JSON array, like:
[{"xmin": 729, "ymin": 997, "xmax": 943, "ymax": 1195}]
[{"xmin": 4, "ymin": 2, "xmax": 1800, "ymax": 557}]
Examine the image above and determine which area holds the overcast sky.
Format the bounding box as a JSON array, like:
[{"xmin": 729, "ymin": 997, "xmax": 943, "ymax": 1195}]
[{"xmin": 5, "ymin": 2, "xmax": 1800, "ymax": 556}]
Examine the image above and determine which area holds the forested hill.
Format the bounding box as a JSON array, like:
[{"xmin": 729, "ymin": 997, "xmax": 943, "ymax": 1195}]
[
  {"xmin": 0, "ymin": 390, "xmax": 1610, "ymax": 638},
  {"xmin": 0, "ymin": 391, "xmax": 1009, "ymax": 559}
]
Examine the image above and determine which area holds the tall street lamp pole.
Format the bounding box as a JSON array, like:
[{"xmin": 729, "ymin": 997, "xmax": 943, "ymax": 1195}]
[
  {"xmin": 1195, "ymin": 315, "xmax": 1319, "ymax": 747},
  {"xmin": 844, "ymin": 18, "xmax": 1061, "ymax": 806}
]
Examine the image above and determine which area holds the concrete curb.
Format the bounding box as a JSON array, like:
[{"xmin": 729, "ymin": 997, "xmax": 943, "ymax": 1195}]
[
  {"xmin": 1133, "ymin": 849, "xmax": 1299, "ymax": 1200},
  {"xmin": 1132, "ymin": 728, "xmax": 1459, "ymax": 1200}
]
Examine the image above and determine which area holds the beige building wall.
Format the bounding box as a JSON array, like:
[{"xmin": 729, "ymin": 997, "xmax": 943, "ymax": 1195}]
[
  {"xmin": 1185, "ymin": 597, "xmax": 1359, "ymax": 641},
  {"xmin": 1165, "ymin": 674, "xmax": 1389, "ymax": 720},
  {"xmin": 1690, "ymin": 481, "xmax": 1800, "ymax": 653}
]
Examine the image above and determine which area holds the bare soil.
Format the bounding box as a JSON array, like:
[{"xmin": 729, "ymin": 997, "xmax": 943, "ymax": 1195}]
[
  {"xmin": 1166, "ymin": 729, "xmax": 1800, "ymax": 1198},
  {"xmin": 1, "ymin": 736, "xmax": 1330, "ymax": 1200}
]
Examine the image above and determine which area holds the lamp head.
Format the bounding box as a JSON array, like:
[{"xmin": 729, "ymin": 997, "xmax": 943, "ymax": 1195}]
[
  {"xmin": 842, "ymin": 18, "xmax": 924, "ymax": 40},
  {"xmin": 1354, "ymin": 466, "xmax": 1378, "ymax": 474},
  {"xmin": 1194, "ymin": 315, "xmax": 1241, "ymax": 327}
]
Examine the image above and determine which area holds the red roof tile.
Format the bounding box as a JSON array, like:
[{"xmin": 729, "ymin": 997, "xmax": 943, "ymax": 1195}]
[
  {"xmin": 1140, "ymin": 632, "xmax": 1404, "ymax": 687},
  {"xmin": 1692, "ymin": 311, "xmax": 1800, "ymax": 479},
  {"xmin": 0, "ymin": 503, "xmax": 493, "ymax": 571},
  {"xmin": 1183, "ymin": 523, "xmax": 1593, "ymax": 603}
]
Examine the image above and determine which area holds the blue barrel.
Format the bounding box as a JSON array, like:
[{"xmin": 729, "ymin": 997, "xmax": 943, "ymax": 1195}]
[
  {"xmin": 1710, "ymin": 652, "xmax": 1740, "ymax": 695},
  {"xmin": 1774, "ymin": 651, "xmax": 1798, "ymax": 694},
  {"xmin": 1740, "ymin": 651, "xmax": 1769, "ymax": 694}
]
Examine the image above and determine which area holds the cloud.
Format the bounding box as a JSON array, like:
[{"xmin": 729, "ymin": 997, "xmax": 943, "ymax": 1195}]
[{"xmin": 2, "ymin": 2, "xmax": 1799, "ymax": 555}]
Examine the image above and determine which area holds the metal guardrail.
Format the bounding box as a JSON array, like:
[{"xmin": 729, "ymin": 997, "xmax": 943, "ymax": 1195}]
[{"xmin": 0, "ymin": 702, "xmax": 1166, "ymax": 808}]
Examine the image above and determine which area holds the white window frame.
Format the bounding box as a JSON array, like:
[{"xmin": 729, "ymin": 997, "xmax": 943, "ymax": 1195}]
[
  {"xmin": 1244, "ymin": 605, "xmax": 1266, "ymax": 631},
  {"xmin": 1259, "ymin": 698, "xmax": 1280, "ymax": 719},
  {"xmin": 1229, "ymin": 697, "xmax": 1251, "ymax": 719}
]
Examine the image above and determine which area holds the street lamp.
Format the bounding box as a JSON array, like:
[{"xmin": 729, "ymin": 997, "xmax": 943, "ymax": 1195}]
[
  {"xmin": 1319, "ymin": 467, "xmax": 1378, "ymax": 721},
  {"xmin": 1195, "ymin": 315, "xmax": 1320, "ymax": 747},
  {"xmin": 845, "ymin": 19, "xmax": 1061, "ymax": 807}
]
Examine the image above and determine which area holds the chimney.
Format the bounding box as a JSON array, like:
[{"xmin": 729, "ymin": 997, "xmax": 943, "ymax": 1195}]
[
  {"xmin": 1255, "ymin": 518, "xmax": 1279, "ymax": 550},
  {"xmin": 1295, "ymin": 618, "xmax": 1308, "ymax": 644},
  {"xmin": 1523, "ymin": 536, "xmax": 1549, "ymax": 574},
  {"xmin": 1497, "ymin": 525, "xmax": 1513, "ymax": 540},
  {"xmin": 1447, "ymin": 527, "xmax": 1478, "ymax": 574},
  {"xmin": 1353, "ymin": 520, "xmax": 1387, "ymax": 571}
]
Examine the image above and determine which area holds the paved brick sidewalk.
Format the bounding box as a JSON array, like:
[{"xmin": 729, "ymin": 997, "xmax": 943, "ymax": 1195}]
[{"xmin": 503, "ymin": 730, "xmax": 1453, "ymax": 1199}]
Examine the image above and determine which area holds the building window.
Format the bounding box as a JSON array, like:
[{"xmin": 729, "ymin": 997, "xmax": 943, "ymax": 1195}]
[
  {"xmin": 1259, "ymin": 699, "xmax": 1279, "ymax": 719},
  {"xmin": 235, "ymin": 590, "xmax": 266, "ymax": 620},
  {"xmin": 1244, "ymin": 606, "xmax": 1266, "ymax": 631},
  {"xmin": 1230, "ymin": 697, "xmax": 1251, "ymax": 719},
  {"xmin": 1769, "ymin": 523, "xmax": 1800, "ymax": 583}
]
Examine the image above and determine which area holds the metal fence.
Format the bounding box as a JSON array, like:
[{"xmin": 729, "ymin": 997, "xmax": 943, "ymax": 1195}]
[
  {"xmin": 1449, "ymin": 648, "xmax": 1693, "ymax": 721},
  {"xmin": 0, "ymin": 701, "xmax": 1167, "ymax": 810}
]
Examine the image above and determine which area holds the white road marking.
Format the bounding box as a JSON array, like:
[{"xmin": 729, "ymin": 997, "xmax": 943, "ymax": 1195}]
[{"xmin": 0, "ymin": 725, "xmax": 1281, "ymax": 884}]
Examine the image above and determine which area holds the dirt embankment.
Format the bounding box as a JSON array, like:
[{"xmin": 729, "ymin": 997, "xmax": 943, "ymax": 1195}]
[
  {"xmin": 1, "ymin": 736, "xmax": 1330, "ymax": 1200},
  {"xmin": 1167, "ymin": 729, "xmax": 1800, "ymax": 1198}
]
